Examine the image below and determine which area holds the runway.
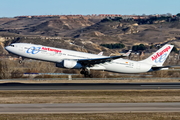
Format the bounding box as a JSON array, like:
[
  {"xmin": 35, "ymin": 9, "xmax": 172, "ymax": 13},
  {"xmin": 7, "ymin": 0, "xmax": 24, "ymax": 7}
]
[
  {"xmin": 0, "ymin": 82, "xmax": 180, "ymax": 90},
  {"xmin": 0, "ymin": 103, "xmax": 180, "ymax": 113},
  {"xmin": 0, "ymin": 83, "xmax": 180, "ymax": 114}
]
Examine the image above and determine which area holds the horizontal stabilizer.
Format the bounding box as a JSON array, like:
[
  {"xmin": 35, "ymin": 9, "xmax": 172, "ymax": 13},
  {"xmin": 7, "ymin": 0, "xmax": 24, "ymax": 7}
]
[{"xmin": 151, "ymin": 65, "xmax": 180, "ymax": 71}]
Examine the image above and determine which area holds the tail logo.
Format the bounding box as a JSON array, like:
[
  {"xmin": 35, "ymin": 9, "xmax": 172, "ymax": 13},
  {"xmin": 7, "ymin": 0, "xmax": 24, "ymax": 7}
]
[
  {"xmin": 151, "ymin": 46, "xmax": 171, "ymax": 61},
  {"xmin": 154, "ymin": 53, "xmax": 167, "ymax": 63}
]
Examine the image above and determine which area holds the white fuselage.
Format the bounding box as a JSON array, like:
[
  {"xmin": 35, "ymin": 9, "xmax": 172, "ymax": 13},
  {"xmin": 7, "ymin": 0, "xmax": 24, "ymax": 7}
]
[{"xmin": 5, "ymin": 43, "xmax": 153, "ymax": 73}]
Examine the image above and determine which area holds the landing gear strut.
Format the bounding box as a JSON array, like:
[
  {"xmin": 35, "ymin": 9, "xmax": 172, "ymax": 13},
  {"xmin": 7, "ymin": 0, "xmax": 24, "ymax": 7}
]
[
  {"xmin": 80, "ymin": 68, "xmax": 93, "ymax": 78},
  {"xmin": 18, "ymin": 56, "xmax": 24, "ymax": 64}
]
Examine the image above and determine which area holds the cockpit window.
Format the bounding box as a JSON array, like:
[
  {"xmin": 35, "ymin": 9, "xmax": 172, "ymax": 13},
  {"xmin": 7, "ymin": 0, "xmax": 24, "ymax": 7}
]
[{"xmin": 10, "ymin": 44, "xmax": 14, "ymax": 47}]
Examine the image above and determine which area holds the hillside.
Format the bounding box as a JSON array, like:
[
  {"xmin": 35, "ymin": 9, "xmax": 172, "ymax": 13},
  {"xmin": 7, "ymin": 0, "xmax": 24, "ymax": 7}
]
[{"xmin": 0, "ymin": 15, "xmax": 180, "ymax": 56}]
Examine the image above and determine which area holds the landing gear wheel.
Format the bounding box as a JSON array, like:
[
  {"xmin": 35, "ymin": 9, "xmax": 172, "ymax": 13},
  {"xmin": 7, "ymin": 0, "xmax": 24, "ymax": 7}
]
[
  {"xmin": 88, "ymin": 74, "xmax": 93, "ymax": 78},
  {"xmin": 19, "ymin": 60, "xmax": 22, "ymax": 64},
  {"xmin": 80, "ymin": 71, "xmax": 85, "ymax": 74},
  {"xmin": 18, "ymin": 56, "xmax": 23, "ymax": 64},
  {"xmin": 80, "ymin": 68, "xmax": 92, "ymax": 78}
]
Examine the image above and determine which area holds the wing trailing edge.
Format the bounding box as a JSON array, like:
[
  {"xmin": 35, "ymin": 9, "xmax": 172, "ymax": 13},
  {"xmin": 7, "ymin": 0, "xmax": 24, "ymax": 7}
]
[{"xmin": 77, "ymin": 55, "xmax": 125, "ymax": 67}]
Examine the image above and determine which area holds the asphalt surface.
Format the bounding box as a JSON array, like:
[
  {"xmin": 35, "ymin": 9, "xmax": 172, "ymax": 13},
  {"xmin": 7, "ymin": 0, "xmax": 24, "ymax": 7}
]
[
  {"xmin": 0, "ymin": 82, "xmax": 180, "ymax": 113},
  {"xmin": 0, "ymin": 82, "xmax": 180, "ymax": 90},
  {"xmin": 0, "ymin": 103, "xmax": 180, "ymax": 113}
]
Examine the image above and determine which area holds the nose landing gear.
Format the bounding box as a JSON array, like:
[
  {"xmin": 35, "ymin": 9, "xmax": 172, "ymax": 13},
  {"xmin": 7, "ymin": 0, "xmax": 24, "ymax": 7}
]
[{"xmin": 18, "ymin": 56, "xmax": 24, "ymax": 64}]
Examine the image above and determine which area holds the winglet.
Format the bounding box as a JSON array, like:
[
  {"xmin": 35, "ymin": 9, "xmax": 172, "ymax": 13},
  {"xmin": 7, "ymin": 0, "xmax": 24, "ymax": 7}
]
[
  {"xmin": 97, "ymin": 52, "xmax": 103, "ymax": 56},
  {"xmin": 123, "ymin": 50, "xmax": 132, "ymax": 57}
]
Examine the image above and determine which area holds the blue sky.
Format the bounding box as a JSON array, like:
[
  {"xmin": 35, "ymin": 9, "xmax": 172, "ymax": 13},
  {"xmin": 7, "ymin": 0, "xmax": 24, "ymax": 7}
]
[{"xmin": 0, "ymin": 0, "xmax": 179, "ymax": 17}]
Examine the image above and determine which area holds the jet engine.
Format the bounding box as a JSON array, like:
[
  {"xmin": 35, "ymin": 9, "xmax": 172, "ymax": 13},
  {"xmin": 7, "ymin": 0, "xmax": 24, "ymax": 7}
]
[{"xmin": 56, "ymin": 60, "xmax": 82, "ymax": 69}]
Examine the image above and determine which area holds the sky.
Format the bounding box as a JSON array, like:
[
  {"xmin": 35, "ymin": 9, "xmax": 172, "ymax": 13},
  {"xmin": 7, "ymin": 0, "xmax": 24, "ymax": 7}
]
[{"xmin": 0, "ymin": 0, "xmax": 179, "ymax": 17}]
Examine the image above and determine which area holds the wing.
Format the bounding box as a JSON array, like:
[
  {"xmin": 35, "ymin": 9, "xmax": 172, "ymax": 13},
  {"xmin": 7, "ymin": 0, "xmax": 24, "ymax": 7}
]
[{"xmin": 77, "ymin": 55, "xmax": 124, "ymax": 67}]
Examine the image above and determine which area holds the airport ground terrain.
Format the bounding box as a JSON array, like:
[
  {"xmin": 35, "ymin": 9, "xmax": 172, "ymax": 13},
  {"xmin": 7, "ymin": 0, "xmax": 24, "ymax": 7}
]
[
  {"xmin": 1, "ymin": 113, "xmax": 180, "ymax": 120},
  {"xmin": 0, "ymin": 78, "xmax": 180, "ymax": 83},
  {"xmin": 0, "ymin": 90, "xmax": 180, "ymax": 103},
  {"xmin": 0, "ymin": 89, "xmax": 180, "ymax": 120},
  {"xmin": 1, "ymin": 79, "xmax": 180, "ymax": 120}
]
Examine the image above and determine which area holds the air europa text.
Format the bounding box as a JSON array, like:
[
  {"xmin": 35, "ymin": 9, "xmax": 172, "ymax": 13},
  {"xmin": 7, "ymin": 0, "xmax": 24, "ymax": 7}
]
[
  {"xmin": 151, "ymin": 46, "xmax": 171, "ymax": 61},
  {"xmin": 42, "ymin": 47, "xmax": 61, "ymax": 53}
]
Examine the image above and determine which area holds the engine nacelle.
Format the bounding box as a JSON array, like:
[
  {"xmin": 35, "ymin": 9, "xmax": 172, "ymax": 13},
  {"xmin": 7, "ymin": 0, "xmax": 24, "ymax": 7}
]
[{"xmin": 56, "ymin": 60, "xmax": 82, "ymax": 69}]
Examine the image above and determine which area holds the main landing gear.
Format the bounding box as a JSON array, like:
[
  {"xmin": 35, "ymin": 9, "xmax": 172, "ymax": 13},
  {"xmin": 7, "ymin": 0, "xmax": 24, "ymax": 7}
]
[{"xmin": 80, "ymin": 68, "xmax": 93, "ymax": 78}]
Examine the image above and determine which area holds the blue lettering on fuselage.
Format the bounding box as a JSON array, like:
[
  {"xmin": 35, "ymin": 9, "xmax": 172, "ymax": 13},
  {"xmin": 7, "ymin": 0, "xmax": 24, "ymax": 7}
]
[{"xmin": 26, "ymin": 46, "xmax": 41, "ymax": 54}]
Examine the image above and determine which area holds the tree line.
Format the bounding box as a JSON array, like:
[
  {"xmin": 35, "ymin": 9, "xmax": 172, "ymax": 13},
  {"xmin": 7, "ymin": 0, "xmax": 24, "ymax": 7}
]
[
  {"xmin": 101, "ymin": 13, "xmax": 180, "ymax": 24},
  {"xmin": 100, "ymin": 43, "xmax": 125, "ymax": 49},
  {"xmin": 101, "ymin": 43, "xmax": 179, "ymax": 53}
]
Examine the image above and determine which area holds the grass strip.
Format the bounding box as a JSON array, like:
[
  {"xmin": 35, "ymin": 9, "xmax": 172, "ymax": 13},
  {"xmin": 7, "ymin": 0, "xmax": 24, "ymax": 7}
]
[
  {"xmin": 0, "ymin": 113, "xmax": 180, "ymax": 120},
  {"xmin": 0, "ymin": 90, "xmax": 180, "ymax": 103},
  {"xmin": 0, "ymin": 79, "xmax": 180, "ymax": 83}
]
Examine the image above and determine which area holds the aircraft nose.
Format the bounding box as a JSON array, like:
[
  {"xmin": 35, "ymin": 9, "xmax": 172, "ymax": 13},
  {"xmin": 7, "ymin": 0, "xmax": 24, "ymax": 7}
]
[
  {"xmin": 5, "ymin": 46, "xmax": 12, "ymax": 52},
  {"xmin": 5, "ymin": 46, "xmax": 10, "ymax": 51}
]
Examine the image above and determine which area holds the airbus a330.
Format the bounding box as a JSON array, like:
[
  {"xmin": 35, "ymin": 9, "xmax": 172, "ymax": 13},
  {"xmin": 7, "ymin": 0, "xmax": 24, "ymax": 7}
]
[{"xmin": 5, "ymin": 43, "xmax": 177, "ymax": 77}]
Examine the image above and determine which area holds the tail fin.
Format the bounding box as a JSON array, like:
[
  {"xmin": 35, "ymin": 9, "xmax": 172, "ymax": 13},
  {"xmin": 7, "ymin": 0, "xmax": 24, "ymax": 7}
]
[{"xmin": 140, "ymin": 44, "xmax": 174, "ymax": 66}]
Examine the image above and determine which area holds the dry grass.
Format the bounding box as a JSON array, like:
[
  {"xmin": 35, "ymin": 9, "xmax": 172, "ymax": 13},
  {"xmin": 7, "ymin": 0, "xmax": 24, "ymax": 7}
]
[
  {"xmin": 0, "ymin": 90, "xmax": 180, "ymax": 103},
  {"xmin": 1, "ymin": 113, "xmax": 180, "ymax": 120},
  {"xmin": 0, "ymin": 78, "xmax": 180, "ymax": 83}
]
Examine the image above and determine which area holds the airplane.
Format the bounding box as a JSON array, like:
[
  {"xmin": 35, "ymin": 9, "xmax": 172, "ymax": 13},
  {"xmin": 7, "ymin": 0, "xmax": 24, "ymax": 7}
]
[
  {"xmin": 97, "ymin": 52, "xmax": 103, "ymax": 56},
  {"xmin": 5, "ymin": 43, "xmax": 178, "ymax": 77},
  {"xmin": 123, "ymin": 50, "xmax": 132, "ymax": 57},
  {"xmin": 98, "ymin": 50, "xmax": 132, "ymax": 57}
]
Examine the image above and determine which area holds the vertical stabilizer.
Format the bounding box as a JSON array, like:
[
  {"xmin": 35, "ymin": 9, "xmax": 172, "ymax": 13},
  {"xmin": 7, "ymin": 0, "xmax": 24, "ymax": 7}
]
[{"xmin": 140, "ymin": 44, "xmax": 174, "ymax": 66}]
